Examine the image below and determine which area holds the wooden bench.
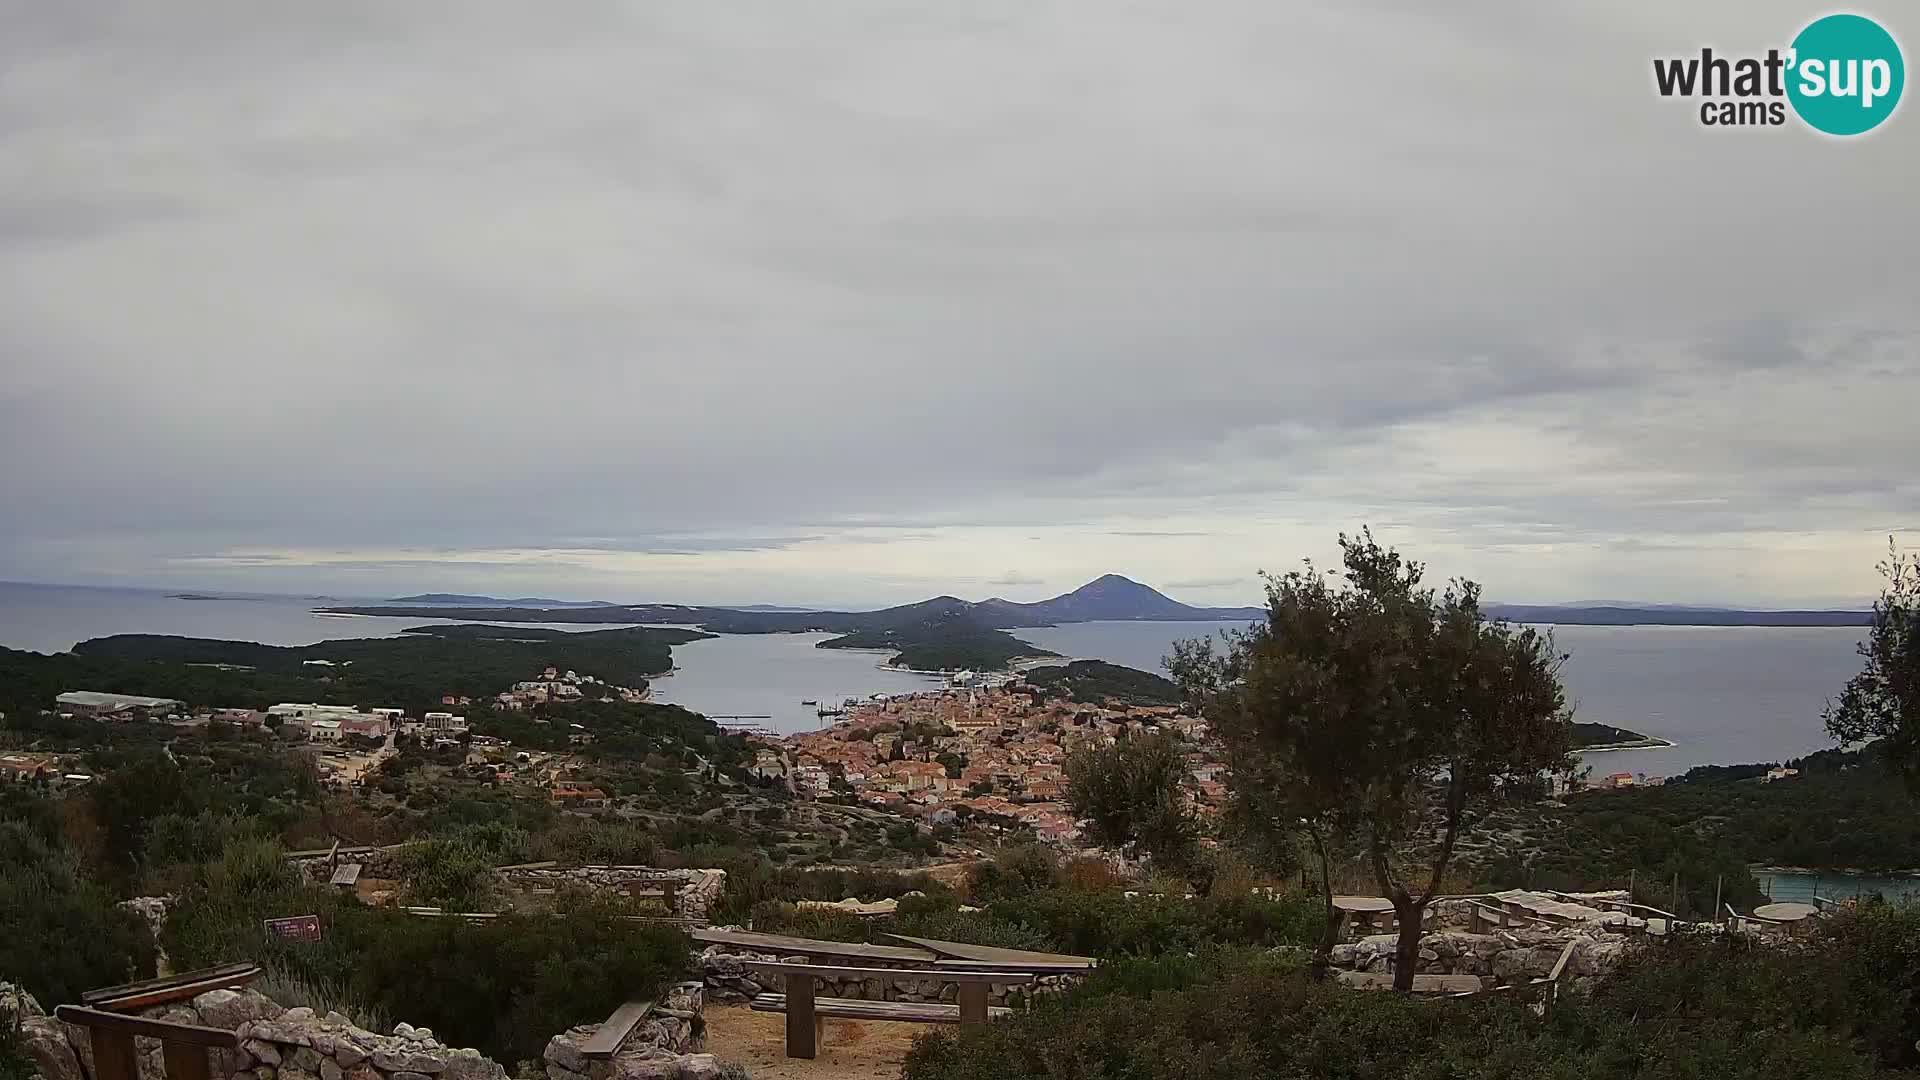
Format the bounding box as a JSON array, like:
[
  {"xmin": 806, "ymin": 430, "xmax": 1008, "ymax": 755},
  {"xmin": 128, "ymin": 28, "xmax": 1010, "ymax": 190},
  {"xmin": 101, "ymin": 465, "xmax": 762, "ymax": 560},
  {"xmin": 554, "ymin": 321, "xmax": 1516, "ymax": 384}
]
[
  {"xmin": 738, "ymin": 961, "xmax": 1039, "ymax": 1059},
  {"xmin": 56, "ymin": 1006, "xmax": 240, "ymax": 1080},
  {"xmin": 577, "ymin": 999, "xmax": 657, "ymax": 1061},
  {"xmin": 82, "ymin": 963, "xmax": 263, "ymax": 1012}
]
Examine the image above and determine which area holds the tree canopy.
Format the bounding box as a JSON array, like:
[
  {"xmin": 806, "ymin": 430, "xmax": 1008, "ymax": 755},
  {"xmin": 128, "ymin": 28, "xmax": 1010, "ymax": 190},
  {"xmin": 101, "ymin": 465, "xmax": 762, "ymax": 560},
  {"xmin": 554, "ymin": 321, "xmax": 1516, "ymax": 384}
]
[
  {"xmin": 1064, "ymin": 733, "xmax": 1197, "ymax": 869},
  {"xmin": 1826, "ymin": 540, "xmax": 1920, "ymax": 791},
  {"xmin": 1172, "ymin": 530, "xmax": 1573, "ymax": 990}
]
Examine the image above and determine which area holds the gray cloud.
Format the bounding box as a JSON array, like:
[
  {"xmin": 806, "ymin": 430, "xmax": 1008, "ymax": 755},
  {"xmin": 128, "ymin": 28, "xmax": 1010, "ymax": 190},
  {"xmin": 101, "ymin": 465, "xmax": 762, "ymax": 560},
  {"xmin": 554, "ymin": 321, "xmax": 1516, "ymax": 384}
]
[{"xmin": 1, "ymin": 0, "xmax": 1916, "ymax": 606}]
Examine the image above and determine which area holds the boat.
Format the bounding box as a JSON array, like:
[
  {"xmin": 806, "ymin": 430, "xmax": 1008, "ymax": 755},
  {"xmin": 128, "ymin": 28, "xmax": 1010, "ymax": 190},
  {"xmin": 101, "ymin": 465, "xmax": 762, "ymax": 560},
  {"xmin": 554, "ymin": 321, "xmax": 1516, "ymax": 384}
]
[{"xmin": 801, "ymin": 699, "xmax": 819, "ymax": 706}]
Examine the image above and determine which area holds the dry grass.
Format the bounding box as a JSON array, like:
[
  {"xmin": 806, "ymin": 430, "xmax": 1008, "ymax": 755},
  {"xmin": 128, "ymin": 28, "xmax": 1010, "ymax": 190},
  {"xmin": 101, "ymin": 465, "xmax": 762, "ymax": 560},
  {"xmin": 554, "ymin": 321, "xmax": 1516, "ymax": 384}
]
[{"xmin": 702, "ymin": 1004, "xmax": 922, "ymax": 1080}]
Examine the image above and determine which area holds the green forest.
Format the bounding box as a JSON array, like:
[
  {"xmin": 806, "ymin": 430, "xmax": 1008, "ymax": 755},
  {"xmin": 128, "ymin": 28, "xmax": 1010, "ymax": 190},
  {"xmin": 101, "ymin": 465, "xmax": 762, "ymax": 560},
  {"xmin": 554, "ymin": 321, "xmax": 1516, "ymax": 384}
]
[{"xmin": 0, "ymin": 624, "xmax": 707, "ymax": 717}]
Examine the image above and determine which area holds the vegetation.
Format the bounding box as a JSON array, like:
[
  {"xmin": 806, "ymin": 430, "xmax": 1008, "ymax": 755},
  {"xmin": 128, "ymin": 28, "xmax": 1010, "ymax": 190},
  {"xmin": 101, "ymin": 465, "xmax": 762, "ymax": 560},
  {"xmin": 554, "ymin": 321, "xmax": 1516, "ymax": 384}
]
[
  {"xmin": 0, "ymin": 787, "xmax": 158, "ymax": 1007},
  {"xmin": 1827, "ymin": 540, "xmax": 1920, "ymax": 791},
  {"xmin": 904, "ymin": 909, "xmax": 1920, "ymax": 1080},
  {"xmin": 0, "ymin": 624, "xmax": 706, "ymax": 718},
  {"xmin": 159, "ymin": 836, "xmax": 686, "ymax": 1065},
  {"xmin": 1063, "ymin": 735, "xmax": 1198, "ymax": 871},
  {"xmin": 1172, "ymin": 530, "xmax": 1574, "ymax": 990},
  {"xmin": 819, "ymin": 625, "xmax": 1057, "ymax": 672},
  {"xmin": 1020, "ymin": 661, "xmax": 1183, "ymax": 706}
]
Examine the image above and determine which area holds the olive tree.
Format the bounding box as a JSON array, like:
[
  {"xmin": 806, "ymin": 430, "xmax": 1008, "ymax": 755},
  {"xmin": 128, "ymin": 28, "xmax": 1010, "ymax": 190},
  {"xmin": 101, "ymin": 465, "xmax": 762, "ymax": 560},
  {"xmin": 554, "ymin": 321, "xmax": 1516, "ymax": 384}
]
[
  {"xmin": 1064, "ymin": 733, "xmax": 1198, "ymax": 873},
  {"xmin": 1172, "ymin": 530, "xmax": 1572, "ymax": 991},
  {"xmin": 1827, "ymin": 541, "xmax": 1920, "ymax": 789}
]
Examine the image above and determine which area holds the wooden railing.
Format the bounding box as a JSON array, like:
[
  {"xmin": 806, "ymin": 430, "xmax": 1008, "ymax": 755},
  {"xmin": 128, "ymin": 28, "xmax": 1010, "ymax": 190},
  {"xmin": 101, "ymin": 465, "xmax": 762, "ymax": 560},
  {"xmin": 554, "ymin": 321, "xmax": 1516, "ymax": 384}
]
[{"xmin": 55, "ymin": 1007, "xmax": 239, "ymax": 1080}]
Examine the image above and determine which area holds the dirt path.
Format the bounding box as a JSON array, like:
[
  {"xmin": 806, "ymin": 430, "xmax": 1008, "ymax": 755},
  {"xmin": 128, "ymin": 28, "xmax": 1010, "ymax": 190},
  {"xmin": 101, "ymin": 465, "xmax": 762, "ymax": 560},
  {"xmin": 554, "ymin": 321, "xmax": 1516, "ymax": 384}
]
[{"xmin": 702, "ymin": 1003, "xmax": 923, "ymax": 1080}]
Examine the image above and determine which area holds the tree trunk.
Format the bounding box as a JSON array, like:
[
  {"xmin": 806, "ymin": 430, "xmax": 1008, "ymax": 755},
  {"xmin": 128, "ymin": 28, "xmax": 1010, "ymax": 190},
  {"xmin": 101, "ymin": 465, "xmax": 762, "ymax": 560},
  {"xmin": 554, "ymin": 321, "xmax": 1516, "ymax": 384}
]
[
  {"xmin": 1391, "ymin": 898, "xmax": 1424, "ymax": 992},
  {"xmin": 1308, "ymin": 826, "xmax": 1338, "ymax": 975}
]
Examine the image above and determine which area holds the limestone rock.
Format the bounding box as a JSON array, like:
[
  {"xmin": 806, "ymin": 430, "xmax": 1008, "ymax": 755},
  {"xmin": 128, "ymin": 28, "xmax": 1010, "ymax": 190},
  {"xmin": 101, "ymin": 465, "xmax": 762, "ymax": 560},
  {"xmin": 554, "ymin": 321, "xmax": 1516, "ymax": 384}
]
[
  {"xmin": 544, "ymin": 1031, "xmax": 591, "ymax": 1074},
  {"xmin": 18, "ymin": 1016, "xmax": 86, "ymax": 1080},
  {"xmin": 288, "ymin": 1046, "xmax": 324, "ymax": 1073},
  {"xmin": 333, "ymin": 1043, "xmax": 369, "ymax": 1069},
  {"xmin": 195, "ymin": 989, "xmax": 285, "ymax": 1031},
  {"xmin": 1, "ymin": 983, "xmax": 46, "ymax": 1022},
  {"xmin": 321, "ymin": 1061, "xmax": 344, "ymax": 1080},
  {"xmin": 346, "ymin": 1065, "xmax": 382, "ymax": 1080},
  {"xmin": 442, "ymin": 1048, "xmax": 506, "ymax": 1080},
  {"xmin": 280, "ymin": 1066, "xmax": 319, "ymax": 1080},
  {"xmin": 244, "ymin": 1040, "xmax": 284, "ymax": 1066},
  {"xmin": 672, "ymin": 1055, "xmax": 725, "ymax": 1080},
  {"xmin": 247, "ymin": 1022, "xmax": 313, "ymax": 1048},
  {"xmin": 282, "ymin": 1009, "xmax": 317, "ymax": 1025},
  {"xmin": 371, "ymin": 1049, "xmax": 447, "ymax": 1074}
]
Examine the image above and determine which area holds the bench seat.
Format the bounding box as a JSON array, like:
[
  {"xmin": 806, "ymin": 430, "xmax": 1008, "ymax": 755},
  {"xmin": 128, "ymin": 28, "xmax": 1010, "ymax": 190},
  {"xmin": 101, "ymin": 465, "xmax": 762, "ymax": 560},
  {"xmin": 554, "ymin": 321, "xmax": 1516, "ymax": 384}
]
[{"xmin": 750, "ymin": 993, "xmax": 1012, "ymax": 1024}]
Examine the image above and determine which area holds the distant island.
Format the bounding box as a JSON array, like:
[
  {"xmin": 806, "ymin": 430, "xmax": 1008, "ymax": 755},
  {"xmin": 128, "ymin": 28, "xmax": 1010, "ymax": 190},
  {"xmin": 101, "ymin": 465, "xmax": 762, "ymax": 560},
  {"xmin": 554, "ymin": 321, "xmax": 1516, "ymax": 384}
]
[
  {"xmin": 1484, "ymin": 604, "xmax": 1870, "ymax": 627},
  {"xmin": 386, "ymin": 593, "xmax": 618, "ymax": 608},
  {"xmin": 317, "ymin": 575, "xmax": 1870, "ymax": 671},
  {"xmin": 1571, "ymin": 721, "xmax": 1674, "ymax": 752}
]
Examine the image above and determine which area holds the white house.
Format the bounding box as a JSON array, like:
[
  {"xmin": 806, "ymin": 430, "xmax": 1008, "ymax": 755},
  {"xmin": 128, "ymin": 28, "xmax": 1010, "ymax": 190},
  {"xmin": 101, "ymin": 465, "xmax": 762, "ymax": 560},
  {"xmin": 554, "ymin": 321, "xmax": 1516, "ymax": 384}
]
[{"xmin": 308, "ymin": 719, "xmax": 344, "ymax": 742}]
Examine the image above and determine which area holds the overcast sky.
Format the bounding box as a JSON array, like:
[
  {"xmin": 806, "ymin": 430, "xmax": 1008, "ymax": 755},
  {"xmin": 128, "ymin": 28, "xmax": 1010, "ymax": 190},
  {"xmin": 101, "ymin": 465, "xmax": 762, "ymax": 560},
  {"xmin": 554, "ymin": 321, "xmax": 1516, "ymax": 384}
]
[{"xmin": 3, "ymin": 1, "xmax": 1916, "ymax": 609}]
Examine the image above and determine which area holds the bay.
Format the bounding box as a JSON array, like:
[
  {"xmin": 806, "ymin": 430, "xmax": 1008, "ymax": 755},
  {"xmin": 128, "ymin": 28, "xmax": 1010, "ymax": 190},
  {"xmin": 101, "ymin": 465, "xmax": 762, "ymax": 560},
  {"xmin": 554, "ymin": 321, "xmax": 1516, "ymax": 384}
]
[
  {"xmin": 2, "ymin": 585, "xmax": 1873, "ymax": 774},
  {"xmin": 1013, "ymin": 621, "xmax": 1867, "ymax": 778}
]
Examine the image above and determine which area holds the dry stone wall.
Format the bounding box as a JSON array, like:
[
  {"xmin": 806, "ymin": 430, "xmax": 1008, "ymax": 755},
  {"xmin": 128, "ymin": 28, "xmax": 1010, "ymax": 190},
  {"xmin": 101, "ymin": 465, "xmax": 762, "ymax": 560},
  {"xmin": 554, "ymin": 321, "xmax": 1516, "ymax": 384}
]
[
  {"xmin": 287, "ymin": 849, "xmax": 725, "ymax": 923},
  {"xmin": 1328, "ymin": 927, "xmax": 1632, "ymax": 989},
  {"xmin": 4, "ymin": 984, "xmax": 508, "ymax": 1080}
]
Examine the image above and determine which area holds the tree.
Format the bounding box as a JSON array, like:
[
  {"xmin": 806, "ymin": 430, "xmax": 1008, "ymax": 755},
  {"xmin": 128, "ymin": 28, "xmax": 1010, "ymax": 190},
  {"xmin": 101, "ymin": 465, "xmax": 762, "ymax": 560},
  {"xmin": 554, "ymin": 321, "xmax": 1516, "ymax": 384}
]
[
  {"xmin": 1064, "ymin": 734, "xmax": 1199, "ymax": 871},
  {"xmin": 1170, "ymin": 530, "xmax": 1572, "ymax": 991},
  {"xmin": 1826, "ymin": 540, "xmax": 1920, "ymax": 790}
]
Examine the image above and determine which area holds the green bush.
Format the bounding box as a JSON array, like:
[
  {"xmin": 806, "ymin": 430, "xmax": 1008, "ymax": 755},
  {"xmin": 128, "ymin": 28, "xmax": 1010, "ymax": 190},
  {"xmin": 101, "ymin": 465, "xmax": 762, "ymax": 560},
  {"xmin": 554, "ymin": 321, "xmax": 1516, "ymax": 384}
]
[
  {"xmin": 747, "ymin": 901, "xmax": 871, "ymax": 943},
  {"xmin": 904, "ymin": 911, "xmax": 1920, "ymax": 1080},
  {"xmin": 163, "ymin": 838, "xmax": 688, "ymax": 1066},
  {"xmin": 965, "ymin": 845, "xmax": 1058, "ymax": 903},
  {"xmin": 0, "ymin": 797, "xmax": 158, "ymax": 1006},
  {"xmin": 986, "ymin": 887, "xmax": 1319, "ymax": 956}
]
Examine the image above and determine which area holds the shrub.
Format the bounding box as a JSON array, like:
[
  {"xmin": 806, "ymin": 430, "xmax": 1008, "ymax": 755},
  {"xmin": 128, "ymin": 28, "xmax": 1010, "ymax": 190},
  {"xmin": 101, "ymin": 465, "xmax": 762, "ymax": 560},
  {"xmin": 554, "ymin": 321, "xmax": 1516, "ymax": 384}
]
[
  {"xmin": 964, "ymin": 845, "xmax": 1058, "ymax": 903},
  {"xmin": 746, "ymin": 901, "xmax": 870, "ymax": 943},
  {"xmin": 0, "ymin": 804, "xmax": 157, "ymax": 1006}
]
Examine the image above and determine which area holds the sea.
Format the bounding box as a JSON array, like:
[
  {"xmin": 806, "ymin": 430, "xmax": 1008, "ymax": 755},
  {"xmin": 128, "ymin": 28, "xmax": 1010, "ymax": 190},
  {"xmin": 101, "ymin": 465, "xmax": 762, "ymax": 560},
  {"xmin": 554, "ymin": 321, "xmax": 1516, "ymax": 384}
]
[{"xmin": 0, "ymin": 582, "xmax": 1868, "ymax": 773}]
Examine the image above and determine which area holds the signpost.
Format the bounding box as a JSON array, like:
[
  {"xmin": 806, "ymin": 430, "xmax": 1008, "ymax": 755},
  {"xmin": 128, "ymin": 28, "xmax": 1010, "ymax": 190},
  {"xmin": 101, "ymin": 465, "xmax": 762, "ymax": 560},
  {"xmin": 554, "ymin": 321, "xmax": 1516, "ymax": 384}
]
[{"xmin": 263, "ymin": 915, "xmax": 322, "ymax": 944}]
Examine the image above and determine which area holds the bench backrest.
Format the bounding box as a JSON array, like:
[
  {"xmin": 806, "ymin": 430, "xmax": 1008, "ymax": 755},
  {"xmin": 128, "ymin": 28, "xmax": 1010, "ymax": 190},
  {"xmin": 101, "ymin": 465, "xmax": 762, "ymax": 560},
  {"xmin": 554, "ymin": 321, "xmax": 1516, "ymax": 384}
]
[{"xmin": 738, "ymin": 960, "xmax": 1042, "ymax": 985}]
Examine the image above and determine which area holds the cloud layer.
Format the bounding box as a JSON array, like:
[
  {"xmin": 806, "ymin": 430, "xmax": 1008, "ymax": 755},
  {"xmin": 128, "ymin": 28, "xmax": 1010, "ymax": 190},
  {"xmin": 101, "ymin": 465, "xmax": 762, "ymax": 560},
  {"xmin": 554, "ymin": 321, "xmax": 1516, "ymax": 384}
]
[{"xmin": 3, "ymin": 0, "xmax": 1915, "ymax": 607}]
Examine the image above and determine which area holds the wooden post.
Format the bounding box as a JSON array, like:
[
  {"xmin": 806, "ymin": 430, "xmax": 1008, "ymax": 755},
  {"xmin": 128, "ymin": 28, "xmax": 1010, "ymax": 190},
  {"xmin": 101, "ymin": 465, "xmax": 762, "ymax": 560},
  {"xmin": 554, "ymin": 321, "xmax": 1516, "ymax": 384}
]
[
  {"xmin": 90, "ymin": 1029, "xmax": 140, "ymax": 1080},
  {"xmin": 1671, "ymin": 873, "xmax": 1680, "ymax": 918},
  {"xmin": 1713, "ymin": 877, "xmax": 1723, "ymax": 927},
  {"xmin": 957, "ymin": 982, "xmax": 989, "ymax": 1025},
  {"xmin": 161, "ymin": 1040, "xmax": 212, "ymax": 1080},
  {"xmin": 784, "ymin": 971, "xmax": 817, "ymax": 1060}
]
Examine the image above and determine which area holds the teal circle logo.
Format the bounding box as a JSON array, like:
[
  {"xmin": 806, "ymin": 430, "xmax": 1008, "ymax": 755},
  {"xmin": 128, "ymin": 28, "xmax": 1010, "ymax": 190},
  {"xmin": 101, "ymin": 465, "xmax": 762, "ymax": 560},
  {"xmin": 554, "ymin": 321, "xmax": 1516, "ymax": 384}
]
[{"xmin": 1787, "ymin": 14, "xmax": 1904, "ymax": 135}]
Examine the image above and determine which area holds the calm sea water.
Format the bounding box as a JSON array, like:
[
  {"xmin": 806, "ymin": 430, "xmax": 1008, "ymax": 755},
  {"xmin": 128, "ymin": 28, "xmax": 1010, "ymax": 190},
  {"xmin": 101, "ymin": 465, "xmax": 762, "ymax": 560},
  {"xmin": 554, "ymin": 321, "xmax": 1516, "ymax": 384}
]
[
  {"xmin": 0, "ymin": 585, "xmax": 1869, "ymax": 771},
  {"xmin": 649, "ymin": 632, "xmax": 943, "ymax": 733},
  {"xmin": 1014, "ymin": 621, "xmax": 1867, "ymax": 777},
  {"xmin": 0, "ymin": 582, "xmax": 637, "ymax": 652},
  {"xmin": 1753, "ymin": 870, "xmax": 1920, "ymax": 904}
]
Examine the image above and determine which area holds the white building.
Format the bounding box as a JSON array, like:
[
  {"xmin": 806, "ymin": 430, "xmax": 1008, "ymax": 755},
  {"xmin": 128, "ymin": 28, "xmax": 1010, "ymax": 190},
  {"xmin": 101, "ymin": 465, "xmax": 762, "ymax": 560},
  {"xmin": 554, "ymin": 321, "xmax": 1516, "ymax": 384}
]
[{"xmin": 308, "ymin": 719, "xmax": 344, "ymax": 742}]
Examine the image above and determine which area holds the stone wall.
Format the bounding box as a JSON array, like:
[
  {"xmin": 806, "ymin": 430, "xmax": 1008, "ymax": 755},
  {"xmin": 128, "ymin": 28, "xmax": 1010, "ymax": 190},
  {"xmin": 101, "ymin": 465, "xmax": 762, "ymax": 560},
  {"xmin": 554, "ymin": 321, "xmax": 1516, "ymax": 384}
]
[
  {"xmin": 497, "ymin": 869, "xmax": 726, "ymax": 924},
  {"xmin": 698, "ymin": 945, "xmax": 1079, "ymax": 1008},
  {"xmin": 287, "ymin": 851, "xmax": 725, "ymax": 924},
  {"xmin": 7, "ymin": 981, "xmax": 735, "ymax": 1080},
  {"xmin": 1328, "ymin": 928, "xmax": 1632, "ymax": 988},
  {"xmin": 5, "ymin": 985, "xmax": 507, "ymax": 1080}
]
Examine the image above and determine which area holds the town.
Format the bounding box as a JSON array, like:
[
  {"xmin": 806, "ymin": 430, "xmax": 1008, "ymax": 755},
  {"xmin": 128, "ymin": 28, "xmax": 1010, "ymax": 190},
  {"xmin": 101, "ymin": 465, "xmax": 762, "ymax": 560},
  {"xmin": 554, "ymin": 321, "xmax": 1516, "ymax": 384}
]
[{"xmin": 763, "ymin": 678, "xmax": 1221, "ymax": 846}]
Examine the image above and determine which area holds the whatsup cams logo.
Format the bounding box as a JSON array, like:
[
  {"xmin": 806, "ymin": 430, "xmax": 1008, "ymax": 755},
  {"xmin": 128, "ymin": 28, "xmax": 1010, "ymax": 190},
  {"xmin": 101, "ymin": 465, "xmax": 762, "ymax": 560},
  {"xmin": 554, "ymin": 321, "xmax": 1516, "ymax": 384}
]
[{"xmin": 1653, "ymin": 12, "xmax": 1904, "ymax": 134}]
